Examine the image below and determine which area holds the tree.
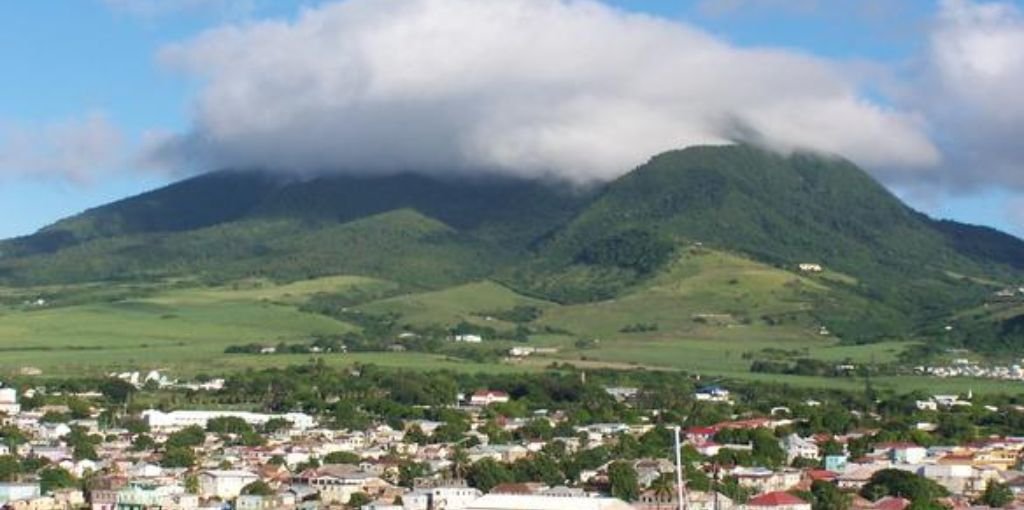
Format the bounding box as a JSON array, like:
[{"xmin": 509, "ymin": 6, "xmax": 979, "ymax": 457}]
[
  {"xmin": 131, "ymin": 434, "xmax": 156, "ymax": 452},
  {"xmin": 0, "ymin": 455, "xmax": 20, "ymax": 482},
  {"xmin": 811, "ymin": 480, "xmax": 851, "ymax": 510},
  {"xmin": 649, "ymin": 474, "xmax": 675, "ymax": 510},
  {"xmin": 448, "ymin": 446, "xmax": 471, "ymax": 481},
  {"xmin": 399, "ymin": 461, "xmax": 428, "ymax": 488},
  {"xmin": 165, "ymin": 426, "xmax": 206, "ymax": 449},
  {"xmin": 185, "ymin": 474, "xmax": 199, "ymax": 494},
  {"xmin": 977, "ymin": 480, "xmax": 1014, "ymax": 508},
  {"xmin": 39, "ymin": 467, "xmax": 76, "ymax": 493},
  {"xmin": 404, "ymin": 425, "xmax": 429, "ymax": 445},
  {"xmin": 861, "ymin": 469, "xmax": 947, "ymax": 504},
  {"xmin": 324, "ymin": 451, "xmax": 361, "ymax": 464},
  {"xmin": 347, "ymin": 492, "xmax": 371, "ymax": 508},
  {"xmin": 99, "ymin": 378, "xmax": 136, "ymax": 404},
  {"xmin": 241, "ymin": 480, "xmax": 275, "ymax": 496},
  {"xmin": 608, "ymin": 461, "xmax": 639, "ymax": 501},
  {"xmin": 263, "ymin": 417, "xmax": 291, "ymax": 434},
  {"xmin": 40, "ymin": 411, "xmax": 70, "ymax": 424},
  {"xmin": 206, "ymin": 416, "xmax": 254, "ymax": 435},
  {"xmin": 467, "ymin": 458, "xmax": 514, "ymax": 493},
  {"xmin": 161, "ymin": 446, "xmax": 196, "ymax": 468}
]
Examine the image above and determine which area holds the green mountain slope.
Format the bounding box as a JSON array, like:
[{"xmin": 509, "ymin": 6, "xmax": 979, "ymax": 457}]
[
  {"xmin": 2, "ymin": 144, "xmax": 1024, "ymax": 350},
  {"xmin": 506, "ymin": 145, "xmax": 1024, "ymax": 344}
]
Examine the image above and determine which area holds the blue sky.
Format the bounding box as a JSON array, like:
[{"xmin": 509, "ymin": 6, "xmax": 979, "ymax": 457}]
[{"xmin": 1, "ymin": 0, "xmax": 1022, "ymax": 238}]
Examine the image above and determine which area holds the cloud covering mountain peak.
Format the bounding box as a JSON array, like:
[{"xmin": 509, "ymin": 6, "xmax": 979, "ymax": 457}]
[{"xmin": 148, "ymin": 0, "xmax": 940, "ymax": 182}]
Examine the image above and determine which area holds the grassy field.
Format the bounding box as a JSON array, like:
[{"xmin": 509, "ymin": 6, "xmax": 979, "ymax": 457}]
[
  {"xmin": 357, "ymin": 281, "xmax": 553, "ymax": 328},
  {"xmin": 1, "ymin": 249, "xmax": 1020, "ymax": 395}
]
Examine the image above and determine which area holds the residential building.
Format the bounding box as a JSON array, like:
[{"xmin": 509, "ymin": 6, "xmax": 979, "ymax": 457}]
[{"xmin": 198, "ymin": 470, "xmax": 259, "ymax": 500}]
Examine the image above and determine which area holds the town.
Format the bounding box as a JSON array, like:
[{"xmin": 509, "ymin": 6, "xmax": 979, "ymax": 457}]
[{"xmin": 2, "ymin": 364, "xmax": 1024, "ymax": 510}]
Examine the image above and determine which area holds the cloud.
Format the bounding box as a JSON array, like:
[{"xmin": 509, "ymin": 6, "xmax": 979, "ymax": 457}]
[
  {"xmin": 0, "ymin": 113, "xmax": 127, "ymax": 182},
  {"xmin": 148, "ymin": 0, "xmax": 940, "ymax": 182},
  {"xmin": 1009, "ymin": 197, "xmax": 1024, "ymax": 233},
  {"xmin": 103, "ymin": 0, "xmax": 257, "ymax": 19},
  {"xmin": 912, "ymin": 0, "xmax": 1024, "ymax": 191}
]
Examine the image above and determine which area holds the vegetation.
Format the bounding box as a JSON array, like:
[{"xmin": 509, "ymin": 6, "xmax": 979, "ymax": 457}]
[{"xmin": 4, "ymin": 144, "xmax": 1024, "ymax": 380}]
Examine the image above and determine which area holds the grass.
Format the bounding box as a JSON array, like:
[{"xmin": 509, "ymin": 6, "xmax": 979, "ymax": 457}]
[
  {"xmin": 0, "ymin": 289, "xmax": 355, "ymax": 377},
  {"xmin": 1, "ymin": 254, "xmax": 1021, "ymax": 396},
  {"xmin": 358, "ymin": 281, "xmax": 553, "ymax": 328}
]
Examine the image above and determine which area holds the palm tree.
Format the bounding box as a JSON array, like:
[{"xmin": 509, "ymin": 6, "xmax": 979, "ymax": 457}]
[
  {"xmin": 449, "ymin": 446, "xmax": 470, "ymax": 481},
  {"xmin": 650, "ymin": 474, "xmax": 675, "ymax": 510}
]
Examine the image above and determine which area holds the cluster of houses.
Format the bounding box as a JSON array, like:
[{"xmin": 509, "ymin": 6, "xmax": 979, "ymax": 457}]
[
  {"xmin": 107, "ymin": 371, "xmax": 226, "ymax": 392},
  {"xmin": 4, "ymin": 381, "xmax": 1024, "ymax": 510},
  {"xmin": 916, "ymin": 360, "xmax": 1024, "ymax": 382}
]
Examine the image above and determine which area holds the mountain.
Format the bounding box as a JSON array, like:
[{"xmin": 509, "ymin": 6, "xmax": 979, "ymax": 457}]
[{"xmin": 3, "ymin": 144, "xmax": 1023, "ymax": 349}]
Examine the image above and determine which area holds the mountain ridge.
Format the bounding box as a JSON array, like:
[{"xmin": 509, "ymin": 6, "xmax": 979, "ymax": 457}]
[{"xmin": 2, "ymin": 144, "xmax": 1023, "ymax": 349}]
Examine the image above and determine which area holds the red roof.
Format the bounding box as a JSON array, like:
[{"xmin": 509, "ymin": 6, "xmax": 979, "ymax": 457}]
[
  {"xmin": 748, "ymin": 491, "xmax": 808, "ymax": 507},
  {"xmin": 715, "ymin": 418, "xmax": 772, "ymax": 430},
  {"xmin": 806, "ymin": 469, "xmax": 838, "ymax": 481},
  {"xmin": 687, "ymin": 427, "xmax": 718, "ymax": 435},
  {"xmin": 872, "ymin": 497, "xmax": 910, "ymax": 510}
]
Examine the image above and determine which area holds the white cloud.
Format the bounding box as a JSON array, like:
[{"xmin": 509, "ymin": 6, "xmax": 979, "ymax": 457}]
[
  {"xmin": 0, "ymin": 113, "xmax": 126, "ymax": 182},
  {"xmin": 149, "ymin": 0, "xmax": 940, "ymax": 182},
  {"xmin": 913, "ymin": 0, "xmax": 1024, "ymax": 190}
]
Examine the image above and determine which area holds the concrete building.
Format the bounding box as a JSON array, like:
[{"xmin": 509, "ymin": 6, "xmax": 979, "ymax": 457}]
[
  {"xmin": 463, "ymin": 494, "xmax": 633, "ymax": 510},
  {"xmin": 198, "ymin": 470, "xmax": 259, "ymax": 500},
  {"xmin": 0, "ymin": 484, "xmax": 41, "ymax": 506},
  {"xmin": 141, "ymin": 409, "xmax": 315, "ymax": 431},
  {"xmin": 0, "ymin": 387, "xmax": 20, "ymax": 416},
  {"xmin": 402, "ymin": 486, "xmax": 482, "ymax": 510}
]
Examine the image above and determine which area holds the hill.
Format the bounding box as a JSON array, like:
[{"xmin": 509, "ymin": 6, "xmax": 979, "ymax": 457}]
[{"xmin": 2, "ymin": 144, "xmax": 1024, "ymax": 351}]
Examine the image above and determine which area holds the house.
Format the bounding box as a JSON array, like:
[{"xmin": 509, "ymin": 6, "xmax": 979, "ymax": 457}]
[
  {"xmin": 402, "ymin": 485, "xmax": 482, "ymax": 510},
  {"xmin": 797, "ymin": 264, "xmax": 823, "ymax": 273},
  {"xmin": 198, "ymin": 470, "xmax": 259, "ymax": 500},
  {"xmin": 0, "ymin": 484, "xmax": 41, "ymax": 506},
  {"xmin": 695, "ymin": 386, "xmax": 731, "ymax": 403},
  {"xmin": 113, "ymin": 483, "xmax": 196, "ymax": 510},
  {"xmin": 782, "ymin": 434, "xmax": 819, "ymax": 463},
  {"xmin": 876, "ymin": 443, "xmax": 927, "ymax": 464},
  {"xmin": 463, "ymin": 494, "xmax": 634, "ymax": 510},
  {"xmin": 469, "ymin": 391, "xmax": 510, "ymax": 407},
  {"xmin": 236, "ymin": 493, "xmax": 297, "ymax": 510},
  {"xmin": 744, "ymin": 491, "xmax": 811, "ymax": 510},
  {"xmin": 636, "ymin": 490, "xmax": 734, "ymax": 510},
  {"xmin": 141, "ymin": 409, "xmax": 316, "ymax": 431},
  {"xmin": 292, "ymin": 465, "xmax": 392, "ymax": 504},
  {"xmin": 824, "ymin": 455, "xmax": 848, "ymax": 472},
  {"xmin": 686, "ymin": 427, "xmax": 718, "ymax": 444},
  {"xmin": 0, "ymin": 387, "xmax": 20, "ymax": 416},
  {"xmin": 453, "ymin": 334, "xmax": 483, "ymax": 343}
]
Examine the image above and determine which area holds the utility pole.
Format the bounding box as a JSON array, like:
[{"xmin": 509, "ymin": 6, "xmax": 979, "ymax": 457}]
[{"xmin": 671, "ymin": 426, "xmax": 689, "ymax": 510}]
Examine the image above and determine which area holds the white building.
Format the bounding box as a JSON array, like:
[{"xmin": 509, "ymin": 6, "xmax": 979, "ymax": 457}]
[
  {"xmin": 141, "ymin": 409, "xmax": 316, "ymax": 431},
  {"xmin": 469, "ymin": 391, "xmax": 510, "ymax": 406},
  {"xmin": 694, "ymin": 385, "xmax": 731, "ymax": 403},
  {"xmin": 782, "ymin": 434, "xmax": 819, "ymax": 463},
  {"xmin": 198, "ymin": 470, "xmax": 259, "ymax": 500},
  {"xmin": 0, "ymin": 387, "xmax": 20, "ymax": 416},
  {"xmin": 453, "ymin": 334, "xmax": 483, "ymax": 343},
  {"xmin": 464, "ymin": 494, "xmax": 633, "ymax": 510},
  {"xmin": 403, "ymin": 486, "xmax": 483, "ymax": 510}
]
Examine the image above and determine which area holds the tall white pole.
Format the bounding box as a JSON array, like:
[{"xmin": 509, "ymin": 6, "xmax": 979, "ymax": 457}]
[{"xmin": 672, "ymin": 426, "xmax": 686, "ymax": 510}]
